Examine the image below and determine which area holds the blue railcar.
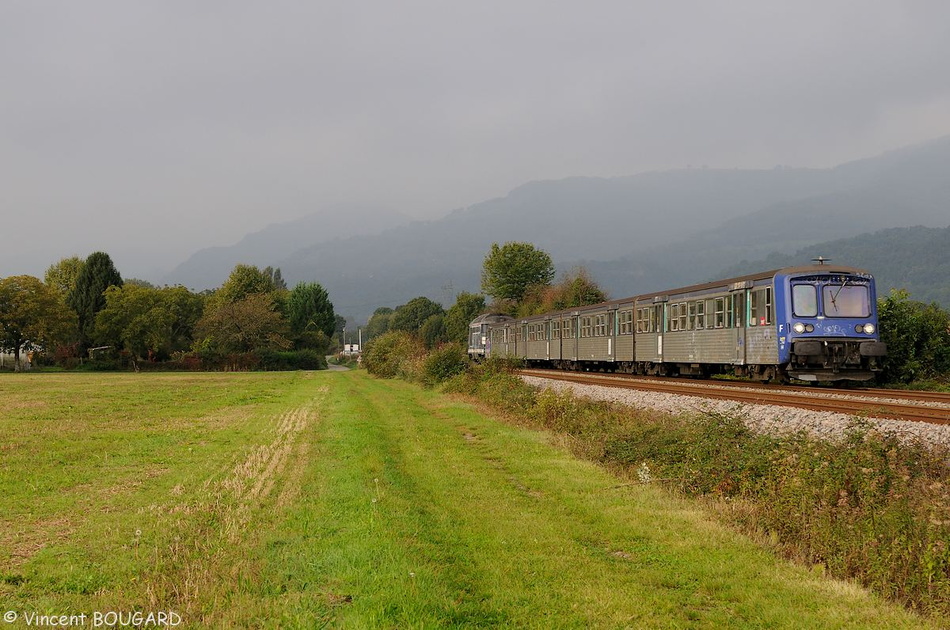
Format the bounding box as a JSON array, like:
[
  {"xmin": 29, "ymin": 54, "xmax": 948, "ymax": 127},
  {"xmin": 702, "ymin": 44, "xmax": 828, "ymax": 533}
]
[
  {"xmin": 469, "ymin": 262, "xmax": 887, "ymax": 382},
  {"xmin": 773, "ymin": 265, "xmax": 886, "ymax": 381}
]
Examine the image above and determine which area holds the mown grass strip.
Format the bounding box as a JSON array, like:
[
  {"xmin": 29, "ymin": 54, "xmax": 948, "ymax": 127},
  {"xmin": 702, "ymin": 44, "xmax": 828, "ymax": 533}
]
[
  {"xmin": 0, "ymin": 371, "xmax": 937, "ymax": 627},
  {"xmin": 269, "ymin": 372, "xmax": 932, "ymax": 627}
]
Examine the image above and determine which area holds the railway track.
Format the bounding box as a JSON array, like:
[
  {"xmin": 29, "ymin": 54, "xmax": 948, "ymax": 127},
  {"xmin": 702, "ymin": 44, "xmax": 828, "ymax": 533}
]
[{"xmin": 518, "ymin": 369, "xmax": 950, "ymax": 425}]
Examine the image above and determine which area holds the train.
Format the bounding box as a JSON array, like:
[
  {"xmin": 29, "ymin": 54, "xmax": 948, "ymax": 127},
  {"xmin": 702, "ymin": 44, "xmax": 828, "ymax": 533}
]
[{"xmin": 468, "ymin": 261, "xmax": 887, "ymax": 382}]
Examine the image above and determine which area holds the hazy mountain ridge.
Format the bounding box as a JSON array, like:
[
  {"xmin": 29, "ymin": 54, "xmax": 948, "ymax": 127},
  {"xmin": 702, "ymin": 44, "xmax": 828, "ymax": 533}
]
[
  {"xmin": 164, "ymin": 136, "xmax": 950, "ymax": 321},
  {"xmin": 164, "ymin": 204, "xmax": 411, "ymax": 289}
]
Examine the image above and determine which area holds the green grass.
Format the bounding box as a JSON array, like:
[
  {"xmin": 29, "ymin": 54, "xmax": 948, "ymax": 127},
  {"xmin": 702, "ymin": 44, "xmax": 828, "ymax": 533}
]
[{"xmin": 0, "ymin": 371, "xmax": 937, "ymax": 627}]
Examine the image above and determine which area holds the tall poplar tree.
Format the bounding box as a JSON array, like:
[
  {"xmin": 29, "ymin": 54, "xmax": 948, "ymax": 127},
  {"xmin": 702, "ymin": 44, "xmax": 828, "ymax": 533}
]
[
  {"xmin": 287, "ymin": 282, "xmax": 336, "ymax": 341},
  {"xmin": 68, "ymin": 251, "xmax": 123, "ymax": 351}
]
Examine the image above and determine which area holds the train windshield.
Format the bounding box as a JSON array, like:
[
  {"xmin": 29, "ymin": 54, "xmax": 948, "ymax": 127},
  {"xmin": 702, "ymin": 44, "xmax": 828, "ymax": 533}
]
[
  {"xmin": 791, "ymin": 284, "xmax": 818, "ymax": 317},
  {"xmin": 822, "ymin": 282, "xmax": 870, "ymax": 317}
]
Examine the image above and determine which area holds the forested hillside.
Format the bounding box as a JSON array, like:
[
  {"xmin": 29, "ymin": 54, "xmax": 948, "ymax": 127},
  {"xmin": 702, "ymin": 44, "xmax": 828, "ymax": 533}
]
[{"xmin": 717, "ymin": 225, "xmax": 950, "ymax": 307}]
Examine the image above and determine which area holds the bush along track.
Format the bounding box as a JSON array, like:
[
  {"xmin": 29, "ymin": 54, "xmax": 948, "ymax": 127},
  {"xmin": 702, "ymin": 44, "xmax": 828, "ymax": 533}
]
[{"xmin": 441, "ymin": 359, "xmax": 950, "ymax": 622}]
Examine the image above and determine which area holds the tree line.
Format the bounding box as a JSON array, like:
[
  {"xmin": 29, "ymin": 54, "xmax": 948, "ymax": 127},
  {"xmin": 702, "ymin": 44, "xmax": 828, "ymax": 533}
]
[
  {"xmin": 0, "ymin": 252, "xmax": 337, "ymax": 371},
  {"xmin": 5, "ymin": 243, "xmax": 947, "ymax": 384}
]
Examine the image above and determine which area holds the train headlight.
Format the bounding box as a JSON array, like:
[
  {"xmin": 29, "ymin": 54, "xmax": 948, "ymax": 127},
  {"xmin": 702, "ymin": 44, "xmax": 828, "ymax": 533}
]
[
  {"xmin": 863, "ymin": 323, "xmax": 875, "ymax": 334},
  {"xmin": 805, "ymin": 324, "xmax": 815, "ymax": 333},
  {"xmin": 792, "ymin": 322, "xmax": 806, "ymax": 334}
]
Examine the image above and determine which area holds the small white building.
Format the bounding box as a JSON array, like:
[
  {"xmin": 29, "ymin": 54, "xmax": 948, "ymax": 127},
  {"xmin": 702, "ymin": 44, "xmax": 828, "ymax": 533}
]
[{"xmin": 0, "ymin": 350, "xmax": 32, "ymax": 370}]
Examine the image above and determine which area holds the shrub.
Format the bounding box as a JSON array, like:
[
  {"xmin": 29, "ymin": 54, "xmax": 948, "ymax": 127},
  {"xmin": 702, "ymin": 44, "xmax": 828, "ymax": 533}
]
[
  {"xmin": 878, "ymin": 290, "xmax": 950, "ymax": 383},
  {"xmin": 257, "ymin": 348, "xmax": 328, "ymax": 371},
  {"xmin": 421, "ymin": 343, "xmax": 469, "ymax": 386},
  {"xmin": 363, "ymin": 331, "xmax": 425, "ymax": 379}
]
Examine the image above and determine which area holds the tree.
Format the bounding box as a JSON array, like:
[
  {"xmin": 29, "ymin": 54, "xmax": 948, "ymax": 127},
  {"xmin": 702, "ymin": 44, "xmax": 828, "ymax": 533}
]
[
  {"xmin": 517, "ymin": 267, "xmax": 608, "ymax": 317},
  {"xmin": 287, "ymin": 282, "xmax": 335, "ymax": 347},
  {"xmin": 364, "ymin": 307, "xmax": 394, "ymax": 342},
  {"xmin": 390, "ymin": 297, "xmax": 445, "ymax": 333},
  {"xmin": 481, "ymin": 242, "xmax": 555, "ymax": 303},
  {"xmin": 194, "ymin": 293, "xmax": 291, "ymax": 354},
  {"xmin": 44, "ymin": 256, "xmax": 85, "ymax": 296},
  {"xmin": 94, "ymin": 284, "xmax": 204, "ymax": 362},
  {"xmin": 211, "ymin": 264, "xmax": 281, "ymax": 307},
  {"xmin": 67, "ymin": 252, "xmax": 123, "ymax": 350},
  {"xmin": 419, "ymin": 313, "xmax": 447, "ymax": 349},
  {"xmin": 263, "ymin": 266, "xmax": 288, "ymax": 291},
  {"xmin": 0, "ymin": 275, "xmax": 77, "ymax": 370},
  {"xmin": 444, "ymin": 292, "xmax": 486, "ymax": 344}
]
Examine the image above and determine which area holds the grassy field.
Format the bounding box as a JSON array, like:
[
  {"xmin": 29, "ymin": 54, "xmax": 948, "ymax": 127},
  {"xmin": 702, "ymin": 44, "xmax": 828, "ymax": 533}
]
[{"xmin": 0, "ymin": 371, "xmax": 939, "ymax": 628}]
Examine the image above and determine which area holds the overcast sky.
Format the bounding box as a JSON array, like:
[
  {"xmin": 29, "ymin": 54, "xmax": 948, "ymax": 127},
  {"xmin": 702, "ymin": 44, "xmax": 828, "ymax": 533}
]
[{"xmin": 3, "ymin": 0, "xmax": 949, "ymax": 280}]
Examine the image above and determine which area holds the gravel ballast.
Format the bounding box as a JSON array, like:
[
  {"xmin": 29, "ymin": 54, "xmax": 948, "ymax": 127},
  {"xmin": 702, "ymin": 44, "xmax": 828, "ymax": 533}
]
[{"xmin": 522, "ymin": 375, "xmax": 950, "ymax": 450}]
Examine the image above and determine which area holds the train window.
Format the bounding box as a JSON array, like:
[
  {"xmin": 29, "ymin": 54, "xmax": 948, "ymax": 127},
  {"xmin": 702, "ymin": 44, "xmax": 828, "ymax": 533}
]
[
  {"xmin": 792, "ymin": 284, "xmax": 818, "ymax": 317},
  {"xmin": 670, "ymin": 302, "xmax": 688, "ymax": 331},
  {"xmin": 636, "ymin": 308, "xmax": 649, "ymax": 333},
  {"xmin": 695, "ymin": 300, "xmax": 705, "ymax": 330},
  {"xmin": 823, "ymin": 284, "xmax": 870, "ymax": 317},
  {"xmin": 619, "ymin": 310, "xmax": 633, "ymax": 335},
  {"xmin": 750, "ymin": 288, "xmax": 773, "ymax": 326},
  {"xmin": 581, "ymin": 316, "xmax": 592, "ymax": 338},
  {"xmin": 715, "ymin": 297, "xmax": 726, "ymax": 328},
  {"xmin": 595, "ymin": 314, "xmax": 607, "ymax": 337}
]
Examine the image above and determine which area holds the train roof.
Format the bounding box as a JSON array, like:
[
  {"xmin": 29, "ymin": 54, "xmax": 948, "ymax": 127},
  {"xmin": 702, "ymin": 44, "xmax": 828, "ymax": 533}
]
[
  {"xmin": 508, "ymin": 264, "xmax": 873, "ymax": 323},
  {"xmin": 470, "ymin": 313, "xmax": 516, "ymax": 326},
  {"xmin": 634, "ymin": 264, "xmax": 872, "ymax": 301}
]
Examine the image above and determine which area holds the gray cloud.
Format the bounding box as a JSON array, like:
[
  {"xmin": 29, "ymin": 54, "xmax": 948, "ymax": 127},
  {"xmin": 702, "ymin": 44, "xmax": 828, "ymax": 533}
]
[{"xmin": 2, "ymin": 0, "xmax": 949, "ymax": 280}]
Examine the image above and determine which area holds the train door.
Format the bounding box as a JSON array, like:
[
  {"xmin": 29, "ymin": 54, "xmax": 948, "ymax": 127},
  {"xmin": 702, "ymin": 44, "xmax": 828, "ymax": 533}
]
[
  {"xmin": 544, "ymin": 319, "xmax": 551, "ymax": 361},
  {"xmin": 732, "ymin": 290, "xmax": 746, "ymax": 364},
  {"xmin": 608, "ymin": 310, "xmax": 616, "ymax": 361},
  {"xmin": 654, "ymin": 303, "xmax": 665, "ymax": 359},
  {"xmin": 570, "ymin": 315, "xmax": 579, "ymax": 361}
]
